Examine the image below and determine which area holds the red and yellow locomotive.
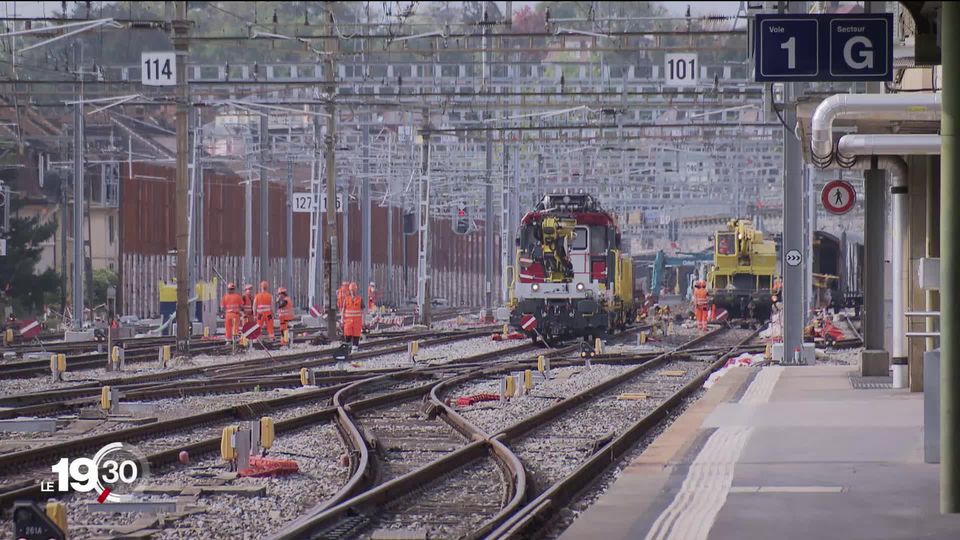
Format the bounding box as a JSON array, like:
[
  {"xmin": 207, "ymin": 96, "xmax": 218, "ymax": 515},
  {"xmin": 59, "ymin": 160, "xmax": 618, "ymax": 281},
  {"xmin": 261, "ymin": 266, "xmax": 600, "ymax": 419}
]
[{"xmin": 509, "ymin": 193, "xmax": 635, "ymax": 345}]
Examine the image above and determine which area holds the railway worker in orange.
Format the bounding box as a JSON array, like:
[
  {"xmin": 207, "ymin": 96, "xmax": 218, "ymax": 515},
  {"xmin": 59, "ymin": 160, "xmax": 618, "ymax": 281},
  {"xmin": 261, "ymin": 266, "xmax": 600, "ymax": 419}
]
[
  {"xmin": 240, "ymin": 284, "xmax": 255, "ymax": 326},
  {"xmin": 254, "ymin": 281, "xmax": 275, "ymax": 340},
  {"xmin": 342, "ymin": 282, "xmax": 364, "ymax": 347},
  {"xmin": 221, "ymin": 283, "xmax": 243, "ymax": 339},
  {"xmin": 692, "ymin": 280, "xmax": 710, "ymax": 331},
  {"xmin": 367, "ymin": 281, "xmax": 378, "ymax": 312},
  {"xmin": 276, "ymin": 287, "xmax": 294, "ymax": 345}
]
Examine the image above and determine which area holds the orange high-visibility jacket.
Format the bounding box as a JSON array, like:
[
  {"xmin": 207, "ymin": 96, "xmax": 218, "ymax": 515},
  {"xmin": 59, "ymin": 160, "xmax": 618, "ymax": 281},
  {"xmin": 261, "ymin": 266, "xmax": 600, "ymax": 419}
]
[
  {"xmin": 221, "ymin": 293, "xmax": 243, "ymax": 314},
  {"xmin": 241, "ymin": 293, "xmax": 255, "ymax": 316},
  {"xmin": 342, "ymin": 295, "xmax": 364, "ymax": 336},
  {"xmin": 254, "ymin": 292, "xmax": 274, "ymax": 316},
  {"xmin": 277, "ymin": 295, "xmax": 294, "ymax": 320},
  {"xmin": 693, "ymin": 288, "xmax": 709, "ymax": 306}
]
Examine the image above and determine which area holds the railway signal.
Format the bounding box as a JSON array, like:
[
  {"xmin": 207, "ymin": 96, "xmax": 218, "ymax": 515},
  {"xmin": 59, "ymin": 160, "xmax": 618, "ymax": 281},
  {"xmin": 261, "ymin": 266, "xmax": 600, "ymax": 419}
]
[{"xmin": 453, "ymin": 201, "xmax": 470, "ymax": 234}]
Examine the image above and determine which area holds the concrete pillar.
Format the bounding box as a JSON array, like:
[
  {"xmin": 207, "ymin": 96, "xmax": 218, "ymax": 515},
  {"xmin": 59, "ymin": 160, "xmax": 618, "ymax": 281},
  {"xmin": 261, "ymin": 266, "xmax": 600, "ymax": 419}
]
[
  {"xmin": 941, "ymin": 1, "xmax": 960, "ymax": 513},
  {"xmin": 781, "ymin": 90, "xmax": 804, "ymax": 363},
  {"xmin": 908, "ymin": 157, "xmax": 931, "ymax": 391},
  {"xmin": 861, "ymin": 166, "xmax": 890, "ymax": 375}
]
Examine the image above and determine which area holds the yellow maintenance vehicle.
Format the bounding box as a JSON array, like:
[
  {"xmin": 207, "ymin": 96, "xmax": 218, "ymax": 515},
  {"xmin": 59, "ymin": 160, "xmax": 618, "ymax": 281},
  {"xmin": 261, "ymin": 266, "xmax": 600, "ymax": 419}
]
[{"xmin": 707, "ymin": 219, "xmax": 778, "ymax": 321}]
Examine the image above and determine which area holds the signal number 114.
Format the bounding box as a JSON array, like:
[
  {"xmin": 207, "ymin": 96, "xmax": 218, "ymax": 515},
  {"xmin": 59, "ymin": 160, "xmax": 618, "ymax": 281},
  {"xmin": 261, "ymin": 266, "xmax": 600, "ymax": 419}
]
[
  {"xmin": 141, "ymin": 52, "xmax": 177, "ymax": 86},
  {"xmin": 144, "ymin": 58, "xmax": 173, "ymax": 81}
]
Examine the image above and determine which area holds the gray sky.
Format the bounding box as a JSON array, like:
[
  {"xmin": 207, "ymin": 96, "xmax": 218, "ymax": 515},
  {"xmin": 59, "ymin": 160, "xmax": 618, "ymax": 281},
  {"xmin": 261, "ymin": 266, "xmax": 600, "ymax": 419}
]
[{"xmin": 3, "ymin": 1, "xmax": 744, "ymax": 19}]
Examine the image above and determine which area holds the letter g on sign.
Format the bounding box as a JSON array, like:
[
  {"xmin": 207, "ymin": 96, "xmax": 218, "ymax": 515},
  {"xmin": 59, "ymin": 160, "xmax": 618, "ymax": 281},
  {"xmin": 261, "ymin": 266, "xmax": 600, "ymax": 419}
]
[{"xmin": 843, "ymin": 36, "xmax": 874, "ymax": 69}]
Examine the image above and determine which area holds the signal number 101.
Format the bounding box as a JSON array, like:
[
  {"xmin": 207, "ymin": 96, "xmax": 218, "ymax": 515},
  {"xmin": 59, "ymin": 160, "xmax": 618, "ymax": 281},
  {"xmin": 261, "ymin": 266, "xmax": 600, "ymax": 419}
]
[{"xmin": 667, "ymin": 57, "xmax": 696, "ymax": 82}]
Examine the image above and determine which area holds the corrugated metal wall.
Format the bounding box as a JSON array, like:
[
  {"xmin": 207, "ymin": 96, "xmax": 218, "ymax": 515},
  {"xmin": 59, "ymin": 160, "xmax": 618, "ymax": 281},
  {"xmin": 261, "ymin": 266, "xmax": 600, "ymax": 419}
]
[{"xmin": 120, "ymin": 163, "xmax": 498, "ymax": 313}]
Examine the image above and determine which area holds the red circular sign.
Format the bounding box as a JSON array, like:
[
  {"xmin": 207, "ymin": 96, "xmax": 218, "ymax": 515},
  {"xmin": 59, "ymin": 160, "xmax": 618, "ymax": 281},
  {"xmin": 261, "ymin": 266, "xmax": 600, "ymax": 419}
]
[{"xmin": 821, "ymin": 180, "xmax": 856, "ymax": 215}]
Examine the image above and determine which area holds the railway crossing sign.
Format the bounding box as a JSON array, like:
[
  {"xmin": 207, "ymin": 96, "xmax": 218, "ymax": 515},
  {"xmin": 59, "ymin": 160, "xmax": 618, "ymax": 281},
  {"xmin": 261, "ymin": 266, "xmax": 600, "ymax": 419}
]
[
  {"xmin": 821, "ymin": 180, "xmax": 856, "ymax": 215},
  {"xmin": 241, "ymin": 322, "xmax": 261, "ymax": 340},
  {"xmin": 19, "ymin": 319, "xmax": 40, "ymax": 339},
  {"xmin": 520, "ymin": 314, "xmax": 537, "ymax": 332},
  {"xmin": 785, "ymin": 249, "xmax": 803, "ymax": 267}
]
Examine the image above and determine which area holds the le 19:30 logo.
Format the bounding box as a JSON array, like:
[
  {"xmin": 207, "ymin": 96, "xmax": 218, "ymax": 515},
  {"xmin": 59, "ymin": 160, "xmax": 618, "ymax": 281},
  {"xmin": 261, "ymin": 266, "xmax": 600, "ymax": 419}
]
[{"xmin": 42, "ymin": 442, "xmax": 150, "ymax": 503}]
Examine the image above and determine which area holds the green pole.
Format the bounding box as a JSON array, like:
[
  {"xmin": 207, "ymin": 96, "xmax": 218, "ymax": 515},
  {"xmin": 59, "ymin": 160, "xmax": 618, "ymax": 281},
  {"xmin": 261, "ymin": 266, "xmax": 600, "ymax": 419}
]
[{"xmin": 942, "ymin": 1, "xmax": 960, "ymax": 514}]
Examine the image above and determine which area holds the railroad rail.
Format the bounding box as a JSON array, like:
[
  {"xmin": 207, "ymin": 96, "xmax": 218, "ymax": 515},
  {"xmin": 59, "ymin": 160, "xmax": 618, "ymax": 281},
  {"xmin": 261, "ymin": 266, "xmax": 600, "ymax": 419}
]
[
  {"xmin": 0, "ymin": 329, "xmax": 512, "ymax": 515},
  {"xmin": 268, "ymin": 325, "xmax": 759, "ymax": 539},
  {"xmin": 0, "ymin": 330, "xmax": 487, "ymax": 420}
]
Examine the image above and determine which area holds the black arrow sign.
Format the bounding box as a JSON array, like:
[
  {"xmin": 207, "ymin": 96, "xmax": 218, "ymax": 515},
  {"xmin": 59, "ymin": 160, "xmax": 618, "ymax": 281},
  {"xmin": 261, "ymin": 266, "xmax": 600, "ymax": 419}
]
[{"xmin": 786, "ymin": 250, "xmax": 802, "ymax": 266}]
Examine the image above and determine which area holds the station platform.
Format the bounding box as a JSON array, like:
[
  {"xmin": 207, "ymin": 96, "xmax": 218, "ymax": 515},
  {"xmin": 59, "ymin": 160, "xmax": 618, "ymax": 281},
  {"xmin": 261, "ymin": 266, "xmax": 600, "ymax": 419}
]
[{"xmin": 561, "ymin": 362, "xmax": 960, "ymax": 540}]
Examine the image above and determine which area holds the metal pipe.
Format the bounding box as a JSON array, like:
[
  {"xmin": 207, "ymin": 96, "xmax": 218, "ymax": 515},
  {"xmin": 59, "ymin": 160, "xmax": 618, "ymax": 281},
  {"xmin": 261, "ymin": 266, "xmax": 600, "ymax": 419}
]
[
  {"xmin": 72, "ymin": 96, "xmax": 84, "ymax": 330},
  {"xmin": 837, "ymin": 134, "xmax": 942, "ymax": 156},
  {"xmin": 386, "ymin": 135, "xmax": 394, "ymax": 307},
  {"xmin": 811, "ymin": 93, "xmax": 941, "ymax": 158},
  {"xmin": 259, "ymin": 114, "xmax": 269, "ymax": 285},
  {"xmin": 891, "ymin": 167, "xmax": 908, "ymax": 388},
  {"xmin": 943, "ymin": 1, "xmax": 960, "ymax": 513},
  {"xmin": 905, "ymin": 311, "xmax": 941, "ymax": 317},
  {"xmin": 324, "ymin": 21, "xmax": 339, "ymax": 338},
  {"xmin": 361, "ymin": 125, "xmax": 371, "ymax": 309},
  {"xmin": 907, "ymin": 332, "xmax": 941, "ymax": 338},
  {"xmin": 244, "ymin": 169, "xmax": 253, "ymax": 285},
  {"xmin": 832, "ymin": 137, "xmax": 940, "ymax": 389},
  {"xmin": 286, "ymin": 160, "xmax": 294, "ymax": 295},
  {"xmin": 173, "ymin": 1, "xmax": 190, "ymax": 352}
]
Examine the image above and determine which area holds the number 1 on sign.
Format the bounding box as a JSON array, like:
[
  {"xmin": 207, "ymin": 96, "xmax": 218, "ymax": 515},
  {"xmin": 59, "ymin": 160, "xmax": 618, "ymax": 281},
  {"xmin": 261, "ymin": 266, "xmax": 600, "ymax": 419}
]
[{"xmin": 781, "ymin": 37, "xmax": 797, "ymax": 69}]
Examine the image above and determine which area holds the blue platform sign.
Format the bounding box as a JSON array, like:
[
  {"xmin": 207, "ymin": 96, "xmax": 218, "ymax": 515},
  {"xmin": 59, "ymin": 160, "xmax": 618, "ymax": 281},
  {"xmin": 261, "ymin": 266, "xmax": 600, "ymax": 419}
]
[{"xmin": 755, "ymin": 13, "xmax": 893, "ymax": 82}]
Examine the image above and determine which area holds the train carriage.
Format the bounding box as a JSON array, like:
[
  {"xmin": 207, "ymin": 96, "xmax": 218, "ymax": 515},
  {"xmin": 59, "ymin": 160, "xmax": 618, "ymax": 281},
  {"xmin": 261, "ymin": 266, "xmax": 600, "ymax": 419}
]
[{"xmin": 508, "ymin": 193, "xmax": 635, "ymax": 344}]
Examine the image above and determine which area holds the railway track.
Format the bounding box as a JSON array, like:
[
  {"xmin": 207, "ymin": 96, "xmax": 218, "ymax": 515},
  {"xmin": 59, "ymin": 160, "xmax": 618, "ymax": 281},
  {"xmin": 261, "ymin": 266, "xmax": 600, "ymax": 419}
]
[
  {"xmin": 269, "ymin": 325, "xmax": 758, "ymax": 539},
  {"xmin": 0, "ymin": 330, "xmax": 485, "ymax": 420},
  {"xmin": 28, "ymin": 342, "xmax": 537, "ymax": 538},
  {"xmin": 0, "ymin": 331, "xmax": 519, "ymax": 519},
  {"xmin": 0, "ymin": 329, "xmax": 331, "ymax": 359},
  {"xmin": 0, "ymin": 341, "xmax": 229, "ymax": 379},
  {"xmin": 486, "ymin": 327, "xmax": 758, "ymax": 539},
  {"xmin": 1, "ymin": 323, "xmax": 663, "ymax": 537}
]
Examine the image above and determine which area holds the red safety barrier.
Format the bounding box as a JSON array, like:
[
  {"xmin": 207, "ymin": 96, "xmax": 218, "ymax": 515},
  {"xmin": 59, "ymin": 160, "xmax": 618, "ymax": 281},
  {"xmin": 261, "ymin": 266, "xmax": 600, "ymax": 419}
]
[
  {"xmin": 455, "ymin": 393, "xmax": 500, "ymax": 407},
  {"xmin": 820, "ymin": 320, "xmax": 846, "ymax": 342},
  {"xmin": 238, "ymin": 456, "xmax": 299, "ymax": 477},
  {"xmin": 492, "ymin": 332, "xmax": 526, "ymax": 341}
]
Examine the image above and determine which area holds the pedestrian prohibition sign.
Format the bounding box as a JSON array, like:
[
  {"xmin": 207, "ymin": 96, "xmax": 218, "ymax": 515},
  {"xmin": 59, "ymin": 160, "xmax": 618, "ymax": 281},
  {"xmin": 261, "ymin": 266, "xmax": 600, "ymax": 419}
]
[{"xmin": 822, "ymin": 179, "xmax": 856, "ymax": 215}]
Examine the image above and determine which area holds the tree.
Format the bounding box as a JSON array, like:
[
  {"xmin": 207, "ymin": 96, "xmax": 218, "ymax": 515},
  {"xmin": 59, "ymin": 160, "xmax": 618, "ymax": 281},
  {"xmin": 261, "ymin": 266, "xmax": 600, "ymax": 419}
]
[
  {"xmin": 511, "ymin": 6, "xmax": 549, "ymax": 62},
  {"xmin": 0, "ymin": 211, "xmax": 60, "ymax": 317},
  {"xmin": 92, "ymin": 268, "xmax": 119, "ymax": 308}
]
